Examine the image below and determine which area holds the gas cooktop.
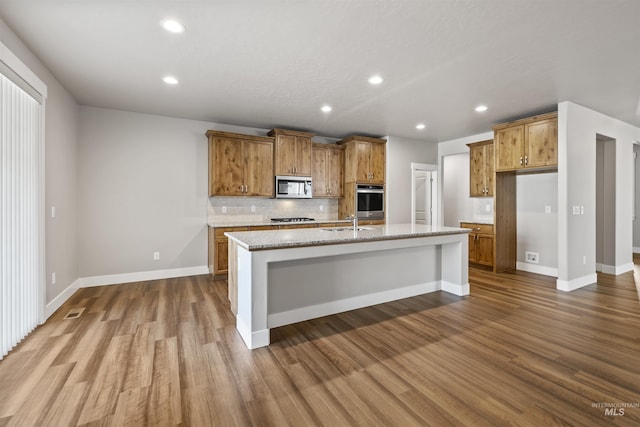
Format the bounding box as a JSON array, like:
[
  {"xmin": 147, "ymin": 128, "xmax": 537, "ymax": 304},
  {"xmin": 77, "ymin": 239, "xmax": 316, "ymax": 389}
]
[{"xmin": 270, "ymin": 217, "xmax": 315, "ymax": 223}]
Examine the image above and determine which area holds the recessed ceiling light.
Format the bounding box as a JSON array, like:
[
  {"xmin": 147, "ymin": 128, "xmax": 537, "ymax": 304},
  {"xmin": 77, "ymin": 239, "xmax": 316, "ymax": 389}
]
[
  {"xmin": 321, "ymin": 105, "xmax": 332, "ymax": 113},
  {"xmin": 368, "ymin": 75, "xmax": 384, "ymax": 85},
  {"xmin": 416, "ymin": 123, "xmax": 426, "ymax": 130},
  {"xmin": 475, "ymin": 105, "xmax": 488, "ymax": 112},
  {"xmin": 162, "ymin": 76, "xmax": 179, "ymax": 85},
  {"xmin": 161, "ymin": 19, "xmax": 185, "ymax": 33}
]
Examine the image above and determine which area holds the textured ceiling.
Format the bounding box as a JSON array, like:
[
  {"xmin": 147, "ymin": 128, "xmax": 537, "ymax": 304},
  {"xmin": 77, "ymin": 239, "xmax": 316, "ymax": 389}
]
[{"xmin": 1, "ymin": 0, "xmax": 639, "ymax": 142}]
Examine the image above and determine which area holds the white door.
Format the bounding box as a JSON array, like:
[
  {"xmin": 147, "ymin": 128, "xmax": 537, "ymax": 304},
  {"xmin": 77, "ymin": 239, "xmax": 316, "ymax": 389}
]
[{"xmin": 411, "ymin": 163, "xmax": 437, "ymax": 226}]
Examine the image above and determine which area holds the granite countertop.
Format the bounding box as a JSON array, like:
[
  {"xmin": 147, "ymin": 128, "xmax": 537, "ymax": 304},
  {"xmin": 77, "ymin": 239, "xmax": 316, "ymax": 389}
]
[
  {"xmin": 208, "ymin": 219, "xmax": 351, "ymax": 227},
  {"xmin": 459, "ymin": 219, "xmax": 494, "ymax": 225},
  {"xmin": 225, "ymin": 223, "xmax": 470, "ymax": 251}
]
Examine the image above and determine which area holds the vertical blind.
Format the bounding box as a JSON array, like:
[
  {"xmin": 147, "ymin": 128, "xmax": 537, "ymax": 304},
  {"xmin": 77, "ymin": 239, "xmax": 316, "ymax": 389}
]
[{"xmin": 0, "ymin": 72, "xmax": 44, "ymax": 360}]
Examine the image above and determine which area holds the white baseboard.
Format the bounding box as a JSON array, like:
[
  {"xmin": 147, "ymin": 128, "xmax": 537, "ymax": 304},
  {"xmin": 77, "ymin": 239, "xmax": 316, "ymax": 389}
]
[
  {"xmin": 78, "ymin": 265, "xmax": 209, "ymax": 288},
  {"xmin": 236, "ymin": 316, "xmax": 270, "ymax": 350},
  {"xmin": 516, "ymin": 262, "xmax": 558, "ymax": 278},
  {"xmin": 556, "ymin": 273, "xmax": 597, "ymax": 292},
  {"xmin": 596, "ymin": 263, "xmax": 634, "ymax": 275},
  {"xmin": 44, "ymin": 266, "xmax": 209, "ymax": 320},
  {"xmin": 268, "ymin": 281, "xmax": 441, "ymax": 330},
  {"xmin": 441, "ymin": 281, "xmax": 470, "ymax": 296},
  {"xmin": 45, "ymin": 278, "xmax": 81, "ymax": 319}
]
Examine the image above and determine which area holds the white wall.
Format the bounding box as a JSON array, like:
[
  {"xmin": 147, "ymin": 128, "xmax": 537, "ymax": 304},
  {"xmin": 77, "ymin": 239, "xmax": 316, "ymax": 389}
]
[
  {"xmin": 385, "ymin": 136, "xmax": 438, "ymax": 224},
  {"xmin": 634, "ymin": 144, "xmax": 640, "ymax": 252},
  {"xmin": 0, "ymin": 18, "xmax": 79, "ymax": 305},
  {"xmin": 77, "ymin": 107, "xmax": 213, "ymax": 277},
  {"xmin": 442, "ymin": 153, "xmax": 472, "ymax": 227},
  {"xmin": 437, "ymin": 131, "xmax": 494, "ymax": 226},
  {"xmin": 516, "ymin": 173, "xmax": 558, "ymax": 275},
  {"xmin": 557, "ymin": 102, "xmax": 640, "ymax": 290}
]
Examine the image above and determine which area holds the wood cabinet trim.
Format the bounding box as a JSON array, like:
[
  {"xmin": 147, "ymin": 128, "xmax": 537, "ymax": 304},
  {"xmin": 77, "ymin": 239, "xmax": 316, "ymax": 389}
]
[
  {"xmin": 267, "ymin": 128, "xmax": 315, "ymax": 138},
  {"xmin": 336, "ymin": 135, "xmax": 387, "ymax": 145},
  {"xmin": 492, "ymin": 111, "xmax": 558, "ymax": 131},
  {"xmin": 206, "ymin": 129, "xmax": 274, "ymax": 143}
]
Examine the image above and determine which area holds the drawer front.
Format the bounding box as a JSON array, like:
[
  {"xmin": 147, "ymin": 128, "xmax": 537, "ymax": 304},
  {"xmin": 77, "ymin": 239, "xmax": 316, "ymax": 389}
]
[
  {"xmin": 278, "ymin": 223, "xmax": 318, "ymax": 230},
  {"xmin": 460, "ymin": 223, "xmax": 493, "ymax": 235},
  {"xmin": 250, "ymin": 225, "xmax": 278, "ymax": 231}
]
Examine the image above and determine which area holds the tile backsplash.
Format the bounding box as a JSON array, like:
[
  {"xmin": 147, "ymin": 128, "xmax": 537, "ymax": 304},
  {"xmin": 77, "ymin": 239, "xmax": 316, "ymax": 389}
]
[
  {"xmin": 472, "ymin": 198, "xmax": 494, "ymax": 222},
  {"xmin": 208, "ymin": 197, "xmax": 338, "ymax": 223}
]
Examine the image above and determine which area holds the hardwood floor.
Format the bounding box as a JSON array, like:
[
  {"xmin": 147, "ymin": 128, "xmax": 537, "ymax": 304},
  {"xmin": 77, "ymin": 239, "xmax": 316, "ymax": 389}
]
[{"xmin": 1, "ymin": 266, "xmax": 639, "ymax": 426}]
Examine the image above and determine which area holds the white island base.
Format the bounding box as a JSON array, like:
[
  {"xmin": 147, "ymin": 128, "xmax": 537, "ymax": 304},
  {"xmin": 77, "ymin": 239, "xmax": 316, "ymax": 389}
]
[{"xmin": 226, "ymin": 226, "xmax": 469, "ymax": 349}]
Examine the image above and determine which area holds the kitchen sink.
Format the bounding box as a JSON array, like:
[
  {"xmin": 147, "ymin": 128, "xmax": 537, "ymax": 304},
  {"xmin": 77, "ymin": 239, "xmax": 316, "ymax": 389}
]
[{"xmin": 321, "ymin": 227, "xmax": 373, "ymax": 232}]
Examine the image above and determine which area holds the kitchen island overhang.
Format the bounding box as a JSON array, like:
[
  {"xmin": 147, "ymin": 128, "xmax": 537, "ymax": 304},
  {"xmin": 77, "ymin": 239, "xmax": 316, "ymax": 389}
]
[{"xmin": 226, "ymin": 224, "xmax": 470, "ymax": 349}]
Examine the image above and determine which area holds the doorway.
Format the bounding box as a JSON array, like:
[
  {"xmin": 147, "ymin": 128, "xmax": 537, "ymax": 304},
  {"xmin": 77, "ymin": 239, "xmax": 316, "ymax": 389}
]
[
  {"xmin": 411, "ymin": 163, "xmax": 437, "ymax": 225},
  {"xmin": 596, "ymin": 134, "xmax": 616, "ymax": 273}
]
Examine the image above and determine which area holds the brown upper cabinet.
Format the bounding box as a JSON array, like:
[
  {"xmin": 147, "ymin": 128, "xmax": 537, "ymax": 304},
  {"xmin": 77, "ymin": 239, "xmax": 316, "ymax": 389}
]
[
  {"xmin": 493, "ymin": 112, "xmax": 558, "ymax": 172},
  {"xmin": 338, "ymin": 136, "xmax": 386, "ymax": 184},
  {"xmin": 467, "ymin": 140, "xmax": 494, "ymax": 197},
  {"xmin": 206, "ymin": 130, "xmax": 274, "ymax": 197},
  {"xmin": 268, "ymin": 128, "xmax": 314, "ymax": 176},
  {"xmin": 312, "ymin": 143, "xmax": 344, "ymax": 198}
]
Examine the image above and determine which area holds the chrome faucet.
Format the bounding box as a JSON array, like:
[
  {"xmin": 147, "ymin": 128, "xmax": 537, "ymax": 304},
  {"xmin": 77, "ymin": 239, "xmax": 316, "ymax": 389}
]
[{"xmin": 346, "ymin": 214, "xmax": 358, "ymax": 231}]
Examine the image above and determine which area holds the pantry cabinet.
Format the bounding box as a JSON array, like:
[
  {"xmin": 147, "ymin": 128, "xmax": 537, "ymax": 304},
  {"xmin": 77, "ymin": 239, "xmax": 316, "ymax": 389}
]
[
  {"xmin": 206, "ymin": 130, "xmax": 274, "ymax": 197},
  {"xmin": 268, "ymin": 128, "xmax": 314, "ymax": 177},
  {"xmin": 467, "ymin": 140, "xmax": 494, "ymax": 197},
  {"xmin": 338, "ymin": 136, "xmax": 386, "ymax": 184},
  {"xmin": 494, "ymin": 112, "xmax": 558, "ymax": 172},
  {"xmin": 311, "ymin": 143, "xmax": 344, "ymax": 198},
  {"xmin": 460, "ymin": 222, "xmax": 494, "ymax": 268}
]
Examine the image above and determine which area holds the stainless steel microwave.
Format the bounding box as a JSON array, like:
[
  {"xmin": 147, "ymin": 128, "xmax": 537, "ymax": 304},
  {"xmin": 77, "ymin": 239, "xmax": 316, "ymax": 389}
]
[{"xmin": 275, "ymin": 176, "xmax": 313, "ymax": 199}]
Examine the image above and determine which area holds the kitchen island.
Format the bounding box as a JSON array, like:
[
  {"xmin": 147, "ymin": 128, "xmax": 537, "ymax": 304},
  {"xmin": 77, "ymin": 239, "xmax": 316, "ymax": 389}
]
[{"xmin": 226, "ymin": 224, "xmax": 470, "ymax": 349}]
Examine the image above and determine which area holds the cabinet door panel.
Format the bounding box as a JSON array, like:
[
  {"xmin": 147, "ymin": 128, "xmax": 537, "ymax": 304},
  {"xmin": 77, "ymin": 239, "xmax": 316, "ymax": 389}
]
[
  {"xmin": 211, "ymin": 137, "xmax": 244, "ymax": 195},
  {"xmin": 525, "ymin": 119, "xmax": 557, "ymax": 168},
  {"xmin": 476, "ymin": 235, "xmax": 494, "ymax": 266},
  {"xmin": 296, "ymin": 136, "xmax": 312, "ymax": 176},
  {"xmin": 485, "ymin": 144, "xmax": 494, "ymax": 196},
  {"xmin": 244, "ymin": 140, "xmax": 274, "ymax": 196},
  {"xmin": 311, "ymin": 147, "xmax": 327, "ymax": 197},
  {"xmin": 469, "ymin": 145, "xmax": 485, "ymax": 197},
  {"xmin": 468, "ymin": 235, "xmax": 477, "ymax": 263},
  {"xmin": 495, "ymin": 126, "xmax": 524, "ymax": 171},
  {"xmin": 215, "ymin": 239, "xmax": 229, "ymax": 275},
  {"xmin": 369, "ymin": 142, "xmax": 385, "ymax": 183},
  {"xmin": 275, "ymin": 134, "xmax": 296, "ymax": 175},
  {"xmin": 327, "ymin": 148, "xmax": 344, "ymax": 197},
  {"xmin": 356, "ymin": 142, "xmax": 371, "ymax": 182}
]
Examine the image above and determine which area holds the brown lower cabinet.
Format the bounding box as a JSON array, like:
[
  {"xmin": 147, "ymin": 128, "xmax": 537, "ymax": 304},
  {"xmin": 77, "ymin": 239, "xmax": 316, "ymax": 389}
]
[
  {"xmin": 460, "ymin": 222, "xmax": 494, "ymax": 268},
  {"xmin": 208, "ymin": 222, "xmax": 345, "ymax": 277}
]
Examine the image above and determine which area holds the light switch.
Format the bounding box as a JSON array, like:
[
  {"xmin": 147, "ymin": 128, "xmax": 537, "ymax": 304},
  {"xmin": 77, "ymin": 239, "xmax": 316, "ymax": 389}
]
[
  {"xmin": 51, "ymin": 206, "xmax": 56, "ymax": 218},
  {"xmin": 545, "ymin": 206, "xmax": 551, "ymax": 214}
]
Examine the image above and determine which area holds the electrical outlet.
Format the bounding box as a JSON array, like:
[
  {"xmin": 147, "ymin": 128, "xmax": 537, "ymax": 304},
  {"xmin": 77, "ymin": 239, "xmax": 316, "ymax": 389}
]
[
  {"xmin": 572, "ymin": 206, "xmax": 580, "ymax": 215},
  {"xmin": 251, "ymin": 205, "xmax": 256, "ymax": 213},
  {"xmin": 51, "ymin": 272, "xmax": 56, "ymax": 285},
  {"xmin": 221, "ymin": 206, "xmax": 227, "ymax": 214},
  {"xmin": 485, "ymin": 204, "xmax": 491, "ymax": 212},
  {"xmin": 319, "ymin": 205, "xmax": 324, "ymax": 212},
  {"xmin": 153, "ymin": 251, "xmax": 160, "ymax": 261},
  {"xmin": 525, "ymin": 251, "xmax": 539, "ymax": 264},
  {"xmin": 545, "ymin": 205, "xmax": 551, "ymax": 214}
]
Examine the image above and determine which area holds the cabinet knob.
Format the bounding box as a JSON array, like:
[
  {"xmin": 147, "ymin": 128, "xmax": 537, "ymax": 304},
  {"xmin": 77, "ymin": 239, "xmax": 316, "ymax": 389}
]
[
  {"xmin": 519, "ymin": 156, "xmax": 523, "ymax": 165},
  {"xmin": 524, "ymin": 156, "xmax": 528, "ymax": 166}
]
